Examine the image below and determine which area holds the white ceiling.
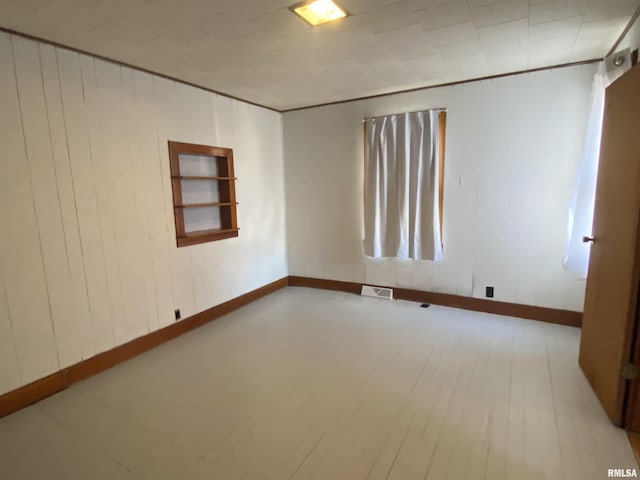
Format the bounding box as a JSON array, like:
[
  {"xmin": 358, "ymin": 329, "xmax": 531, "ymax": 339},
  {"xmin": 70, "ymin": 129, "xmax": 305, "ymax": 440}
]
[{"xmin": 0, "ymin": 0, "xmax": 638, "ymax": 111}]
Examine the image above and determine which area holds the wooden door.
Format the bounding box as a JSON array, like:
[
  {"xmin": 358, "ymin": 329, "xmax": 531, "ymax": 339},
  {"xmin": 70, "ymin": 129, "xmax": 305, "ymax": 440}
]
[
  {"xmin": 578, "ymin": 63, "xmax": 640, "ymax": 426},
  {"xmin": 624, "ymin": 282, "xmax": 640, "ymax": 430}
]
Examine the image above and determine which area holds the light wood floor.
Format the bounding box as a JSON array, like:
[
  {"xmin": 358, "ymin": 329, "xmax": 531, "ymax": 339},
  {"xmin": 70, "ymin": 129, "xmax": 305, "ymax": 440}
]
[{"xmin": 0, "ymin": 287, "xmax": 636, "ymax": 479}]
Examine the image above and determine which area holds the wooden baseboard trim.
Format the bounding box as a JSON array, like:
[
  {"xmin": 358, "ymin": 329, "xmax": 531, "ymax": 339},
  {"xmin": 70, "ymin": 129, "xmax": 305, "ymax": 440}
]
[
  {"xmin": 288, "ymin": 275, "xmax": 582, "ymax": 328},
  {"xmin": 1, "ymin": 275, "xmax": 581, "ymax": 418},
  {"xmin": 0, "ymin": 276, "xmax": 288, "ymax": 418},
  {"xmin": 0, "ymin": 372, "xmax": 66, "ymax": 419},
  {"xmin": 288, "ymin": 276, "xmax": 362, "ymax": 294}
]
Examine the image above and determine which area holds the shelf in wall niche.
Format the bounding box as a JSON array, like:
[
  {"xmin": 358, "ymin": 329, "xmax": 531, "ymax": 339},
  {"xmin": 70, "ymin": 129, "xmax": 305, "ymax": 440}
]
[
  {"xmin": 172, "ymin": 176, "xmax": 237, "ymax": 180},
  {"xmin": 177, "ymin": 227, "xmax": 239, "ymax": 247},
  {"xmin": 168, "ymin": 141, "xmax": 238, "ymax": 248},
  {"xmin": 174, "ymin": 202, "xmax": 238, "ymax": 209},
  {"xmin": 182, "ymin": 227, "xmax": 239, "ymax": 237}
]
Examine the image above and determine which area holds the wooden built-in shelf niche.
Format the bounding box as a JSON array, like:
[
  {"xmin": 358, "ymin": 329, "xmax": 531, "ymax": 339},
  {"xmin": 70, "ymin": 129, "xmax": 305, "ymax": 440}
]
[{"xmin": 168, "ymin": 141, "xmax": 238, "ymax": 247}]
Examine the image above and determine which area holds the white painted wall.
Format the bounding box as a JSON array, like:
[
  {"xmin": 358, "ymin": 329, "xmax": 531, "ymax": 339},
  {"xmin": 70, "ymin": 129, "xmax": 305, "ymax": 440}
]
[
  {"xmin": 283, "ymin": 64, "xmax": 596, "ymax": 312},
  {"xmin": 0, "ymin": 33, "xmax": 288, "ymax": 396},
  {"xmin": 617, "ymin": 12, "xmax": 640, "ymax": 53}
]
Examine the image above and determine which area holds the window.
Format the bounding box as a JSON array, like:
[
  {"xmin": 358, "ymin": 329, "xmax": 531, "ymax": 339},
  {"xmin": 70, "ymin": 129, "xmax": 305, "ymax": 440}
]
[
  {"xmin": 168, "ymin": 141, "xmax": 238, "ymax": 247},
  {"xmin": 363, "ymin": 110, "xmax": 446, "ymax": 261}
]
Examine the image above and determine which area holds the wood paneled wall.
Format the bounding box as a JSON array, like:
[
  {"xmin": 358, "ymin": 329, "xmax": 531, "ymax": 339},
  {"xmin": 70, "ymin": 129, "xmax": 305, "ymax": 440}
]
[{"xmin": 0, "ymin": 33, "xmax": 288, "ymax": 396}]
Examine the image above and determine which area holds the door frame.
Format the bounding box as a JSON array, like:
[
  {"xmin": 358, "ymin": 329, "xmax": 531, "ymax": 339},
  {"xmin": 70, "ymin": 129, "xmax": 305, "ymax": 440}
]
[{"xmin": 622, "ymin": 208, "xmax": 640, "ymax": 431}]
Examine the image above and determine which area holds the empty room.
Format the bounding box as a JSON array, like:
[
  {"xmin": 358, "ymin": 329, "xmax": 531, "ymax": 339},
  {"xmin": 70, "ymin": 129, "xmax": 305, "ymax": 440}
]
[{"xmin": 1, "ymin": 1, "xmax": 640, "ymax": 479}]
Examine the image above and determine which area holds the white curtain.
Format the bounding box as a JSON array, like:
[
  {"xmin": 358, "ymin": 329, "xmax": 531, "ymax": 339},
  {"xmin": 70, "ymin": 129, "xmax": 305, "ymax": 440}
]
[
  {"xmin": 563, "ymin": 53, "xmax": 631, "ymax": 278},
  {"xmin": 364, "ymin": 110, "xmax": 443, "ymax": 261},
  {"xmin": 563, "ymin": 66, "xmax": 606, "ymax": 278}
]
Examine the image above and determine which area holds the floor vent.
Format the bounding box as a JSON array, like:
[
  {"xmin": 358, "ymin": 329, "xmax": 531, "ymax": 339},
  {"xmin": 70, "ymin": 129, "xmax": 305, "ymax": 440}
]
[{"xmin": 361, "ymin": 285, "xmax": 394, "ymax": 300}]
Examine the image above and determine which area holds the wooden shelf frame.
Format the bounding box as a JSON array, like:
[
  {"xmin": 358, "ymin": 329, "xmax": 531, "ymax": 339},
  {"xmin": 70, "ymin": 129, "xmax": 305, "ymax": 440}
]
[
  {"xmin": 168, "ymin": 141, "xmax": 239, "ymax": 247},
  {"xmin": 178, "ymin": 227, "xmax": 240, "ymax": 246},
  {"xmin": 171, "ymin": 176, "xmax": 237, "ymax": 181},
  {"xmin": 174, "ymin": 202, "xmax": 239, "ymax": 209}
]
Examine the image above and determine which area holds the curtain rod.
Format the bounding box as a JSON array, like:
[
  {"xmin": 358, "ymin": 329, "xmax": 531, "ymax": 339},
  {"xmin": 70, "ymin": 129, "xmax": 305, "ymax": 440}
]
[{"xmin": 363, "ymin": 108, "xmax": 447, "ymax": 122}]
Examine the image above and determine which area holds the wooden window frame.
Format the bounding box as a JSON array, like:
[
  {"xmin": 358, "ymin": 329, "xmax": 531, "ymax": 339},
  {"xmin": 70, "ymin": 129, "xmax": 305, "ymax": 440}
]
[
  {"xmin": 437, "ymin": 111, "xmax": 446, "ymax": 239},
  {"xmin": 168, "ymin": 141, "xmax": 238, "ymax": 247}
]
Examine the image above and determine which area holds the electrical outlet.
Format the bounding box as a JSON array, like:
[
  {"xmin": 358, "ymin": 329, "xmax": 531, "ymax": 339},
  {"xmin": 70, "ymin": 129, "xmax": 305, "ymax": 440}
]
[
  {"xmin": 485, "ymin": 286, "xmax": 494, "ymax": 298},
  {"xmin": 174, "ymin": 309, "xmax": 181, "ymax": 321}
]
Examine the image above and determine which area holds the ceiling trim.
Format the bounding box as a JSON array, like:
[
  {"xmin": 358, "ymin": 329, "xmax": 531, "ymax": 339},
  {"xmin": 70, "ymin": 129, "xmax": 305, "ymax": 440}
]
[
  {"xmin": 281, "ymin": 59, "xmax": 602, "ymax": 113},
  {"xmin": 0, "ymin": 26, "xmax": 280, "ymax": 113},
  {"xmin": 0, "ymin": 20, "xmax": 616, "ymax": 114},
  {"xmin": 607, "ymin": 4, "xmax": 640, "ymax": 57}
]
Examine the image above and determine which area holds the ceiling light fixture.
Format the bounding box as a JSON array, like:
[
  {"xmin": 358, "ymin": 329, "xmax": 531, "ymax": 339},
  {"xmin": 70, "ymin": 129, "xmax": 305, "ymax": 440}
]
[{"xmin": 289, "ymin": 0, "xmax": 349, "ymax": 27}]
